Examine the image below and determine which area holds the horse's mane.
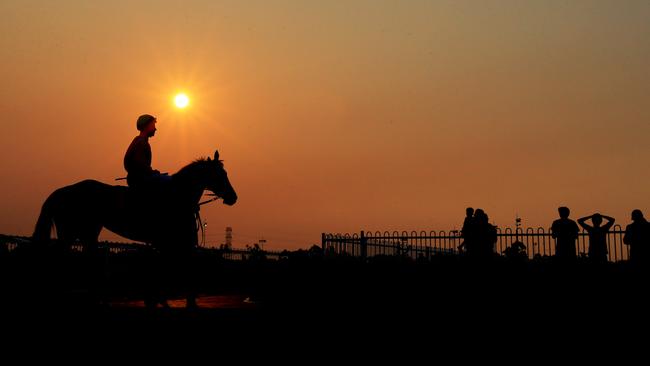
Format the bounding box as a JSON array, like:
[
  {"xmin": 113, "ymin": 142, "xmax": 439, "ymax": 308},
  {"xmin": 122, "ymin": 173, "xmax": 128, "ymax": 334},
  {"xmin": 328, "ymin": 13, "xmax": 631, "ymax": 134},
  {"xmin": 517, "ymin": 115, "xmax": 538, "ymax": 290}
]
[{"xmin": 173, "ymin": 157, "xmax": 223, "ymax": 179}]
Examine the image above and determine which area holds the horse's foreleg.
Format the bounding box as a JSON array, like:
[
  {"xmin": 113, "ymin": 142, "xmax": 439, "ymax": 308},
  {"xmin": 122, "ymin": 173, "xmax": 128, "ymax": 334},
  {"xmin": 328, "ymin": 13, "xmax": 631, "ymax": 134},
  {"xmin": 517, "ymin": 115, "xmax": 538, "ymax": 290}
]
[{"xmin": 183, "ymin": 249, "xmax": 199, "ymax": 309}]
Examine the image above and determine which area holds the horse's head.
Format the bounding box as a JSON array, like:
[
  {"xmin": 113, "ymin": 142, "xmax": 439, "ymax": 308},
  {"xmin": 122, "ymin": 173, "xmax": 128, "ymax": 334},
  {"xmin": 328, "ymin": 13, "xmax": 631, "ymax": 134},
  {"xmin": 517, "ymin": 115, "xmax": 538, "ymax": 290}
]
[{"xmin": 205, "ymin": 150, "xmax": 238, "ymax": 206}]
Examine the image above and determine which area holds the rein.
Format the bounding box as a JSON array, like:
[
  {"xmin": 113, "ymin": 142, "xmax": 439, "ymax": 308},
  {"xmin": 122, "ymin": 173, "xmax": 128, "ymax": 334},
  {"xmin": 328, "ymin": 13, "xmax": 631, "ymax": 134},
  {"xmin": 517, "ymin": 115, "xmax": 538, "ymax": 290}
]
[
  {"xmin": 199, "ymin": 195, "xmax": 220, "ymax": 206},
  {"xmin": 195, "ymin": 211, "xmax": 205, "ymax": 247},
  {"xmin": 195, "ymin": 193, "xmax": 220, "ymax": 246}
]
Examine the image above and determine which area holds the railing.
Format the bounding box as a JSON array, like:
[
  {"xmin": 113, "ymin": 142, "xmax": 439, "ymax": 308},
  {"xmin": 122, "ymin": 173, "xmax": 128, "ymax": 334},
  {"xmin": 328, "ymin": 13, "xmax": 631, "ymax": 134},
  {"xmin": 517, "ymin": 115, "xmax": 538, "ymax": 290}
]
[
  {"xmin": 322, "ymin": 226, "xmax": 629, "ymax": 262},
  {"xmin": 0, "ymin": 235, "xmax": 149, "ymax": 254},
  {"xmin": 0, "ymin": 235, "xmax": 284, "ymax": 261},
  {"xmin": 216, "ymin": 247, "xmax": 284, "ymax": 261}
]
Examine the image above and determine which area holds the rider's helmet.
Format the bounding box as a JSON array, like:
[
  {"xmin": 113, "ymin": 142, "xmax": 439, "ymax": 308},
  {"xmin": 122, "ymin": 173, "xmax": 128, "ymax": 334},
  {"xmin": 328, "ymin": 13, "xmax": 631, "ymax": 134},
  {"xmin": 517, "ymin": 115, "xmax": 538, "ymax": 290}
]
[{"xmin": 136, "ymin": 114, "xmax": 156, "ymax": 131}]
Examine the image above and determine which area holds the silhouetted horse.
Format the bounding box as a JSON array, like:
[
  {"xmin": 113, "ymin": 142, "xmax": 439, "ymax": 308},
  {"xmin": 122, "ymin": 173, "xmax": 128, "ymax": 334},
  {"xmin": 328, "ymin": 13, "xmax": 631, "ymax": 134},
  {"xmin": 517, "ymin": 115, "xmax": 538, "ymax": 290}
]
[{"xmin": 32, "ymin": 150, "xmax": 237, "ymax": 307}]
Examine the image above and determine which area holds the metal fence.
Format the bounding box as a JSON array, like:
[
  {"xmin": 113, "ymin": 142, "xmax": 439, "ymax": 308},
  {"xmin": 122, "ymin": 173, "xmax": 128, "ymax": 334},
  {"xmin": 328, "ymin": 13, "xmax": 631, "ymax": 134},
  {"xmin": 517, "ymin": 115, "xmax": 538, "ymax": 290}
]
[
  {"xmin": 322, "ymin": 225, "xmax": 630, "ymax": 262},
  {"xmin": 0, "ymin": 235, "xmax": 284, "ymax": 261},
  {"xmin": 216, "ymin": 247, "xmax": 284, "ymax": 261}
]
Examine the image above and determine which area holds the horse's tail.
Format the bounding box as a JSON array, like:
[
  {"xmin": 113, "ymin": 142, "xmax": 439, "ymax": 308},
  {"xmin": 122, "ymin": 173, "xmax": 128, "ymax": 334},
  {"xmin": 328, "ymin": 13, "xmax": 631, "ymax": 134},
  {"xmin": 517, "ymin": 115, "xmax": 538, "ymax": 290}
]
[{"xmin": 32, "ymin": 191, "xmax": 58, "ymax": 243}]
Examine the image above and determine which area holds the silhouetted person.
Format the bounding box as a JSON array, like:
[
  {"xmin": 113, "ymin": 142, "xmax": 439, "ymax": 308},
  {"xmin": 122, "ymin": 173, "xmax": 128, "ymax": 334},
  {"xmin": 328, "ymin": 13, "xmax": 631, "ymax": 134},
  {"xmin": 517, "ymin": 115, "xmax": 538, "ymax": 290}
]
[
  {"xmin": 123, "ymin": 114, "xmax": 173, "ymax": 306},
  {"xmin": 462, "ymin": 207, "xmax": 474, "ymax": 233},
  {"xmin": 124, "ymin": 114, "xmax": 171, "ymax": 189},
  {"xmin": 578, "ymin": 213, "xmax": 615, "ymax": 263},
  {"xmin": 467, "ymin": 209, "xmax": 496, "ymax": 258},
  {"xmin": 623, "ymin": 209, "xmax": 649, "ymax": 266},
  {"xmin": 551, "ymin": 207, "xmax": 579, "ymax": 261},
  {"xmin": 459, "ymin": 207, "xmax": 474, "ymax": 253}
]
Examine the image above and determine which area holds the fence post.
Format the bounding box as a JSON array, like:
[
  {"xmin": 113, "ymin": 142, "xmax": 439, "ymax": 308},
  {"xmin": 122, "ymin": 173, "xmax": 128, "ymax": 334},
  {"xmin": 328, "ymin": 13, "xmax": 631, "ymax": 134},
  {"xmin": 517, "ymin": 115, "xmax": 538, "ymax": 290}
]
[
  {"xmin": 360, "ymin": 231, "xmax": 367, "ymax": 259},
  {"xmin": 321, "ymin": 233, "xmax": 326, "ymax": 252}
]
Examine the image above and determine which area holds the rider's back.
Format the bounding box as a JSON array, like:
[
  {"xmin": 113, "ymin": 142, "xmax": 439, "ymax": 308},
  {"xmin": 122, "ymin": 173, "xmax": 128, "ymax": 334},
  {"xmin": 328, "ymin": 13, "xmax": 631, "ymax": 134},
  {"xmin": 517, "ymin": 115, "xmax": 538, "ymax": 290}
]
[{"xmin": 124, "ymin": 135, "xmax": 153, "ymax": 188}]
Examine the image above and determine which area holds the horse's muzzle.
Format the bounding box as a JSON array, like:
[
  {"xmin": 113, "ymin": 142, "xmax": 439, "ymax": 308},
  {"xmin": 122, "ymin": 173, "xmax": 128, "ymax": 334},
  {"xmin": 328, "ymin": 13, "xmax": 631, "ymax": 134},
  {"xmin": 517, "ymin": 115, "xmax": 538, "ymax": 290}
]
[{"xmin": 223, "ymin": 195, "xmax": 237, "ymax": 206}]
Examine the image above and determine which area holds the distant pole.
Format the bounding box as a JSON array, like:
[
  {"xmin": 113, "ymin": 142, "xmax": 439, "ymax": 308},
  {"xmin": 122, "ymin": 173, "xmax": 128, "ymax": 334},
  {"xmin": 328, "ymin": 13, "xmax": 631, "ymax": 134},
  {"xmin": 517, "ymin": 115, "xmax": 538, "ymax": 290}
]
[
  {"xmin": 202, "ymin": 221, "xmax": 207, "ymax": 247},
  {"xmin": 225, "ymin": 227, "xmax": 233, "ymax": 249},
  {"xmin": 515, "ymin": 214, "xmax": 521, "ymax": 242},
  {"xmin": 259, "ymin": 238, "xmax": 266, "ymax": 251}
]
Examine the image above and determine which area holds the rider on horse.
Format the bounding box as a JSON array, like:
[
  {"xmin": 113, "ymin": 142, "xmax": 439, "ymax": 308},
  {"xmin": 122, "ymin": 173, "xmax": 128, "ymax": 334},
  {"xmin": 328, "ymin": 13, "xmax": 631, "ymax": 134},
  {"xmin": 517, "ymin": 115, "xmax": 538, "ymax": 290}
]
[{"xmin": 123, "ymin": 114, "xmax": 171, "ymax": 189}]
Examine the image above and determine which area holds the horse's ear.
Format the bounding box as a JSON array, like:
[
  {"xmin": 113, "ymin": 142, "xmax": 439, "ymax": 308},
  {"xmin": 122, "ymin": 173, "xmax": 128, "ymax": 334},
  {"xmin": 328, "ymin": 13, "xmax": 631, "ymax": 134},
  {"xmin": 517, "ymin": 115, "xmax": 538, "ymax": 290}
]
[{"xmin": 214, "ymin": 150, "xmax": 219, "ymax": 161}]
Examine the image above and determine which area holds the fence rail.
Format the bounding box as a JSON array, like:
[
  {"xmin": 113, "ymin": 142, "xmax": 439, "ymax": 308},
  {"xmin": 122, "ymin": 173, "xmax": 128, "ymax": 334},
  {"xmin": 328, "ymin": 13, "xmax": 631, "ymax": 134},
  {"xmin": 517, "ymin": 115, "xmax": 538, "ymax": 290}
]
[
  {"xmin": 322, "ymin": 225, "xmax": 629, "ymax": 262},
  {"xmin": 0, "ymin": 235, "xmax": 284, "ymax": 260}
]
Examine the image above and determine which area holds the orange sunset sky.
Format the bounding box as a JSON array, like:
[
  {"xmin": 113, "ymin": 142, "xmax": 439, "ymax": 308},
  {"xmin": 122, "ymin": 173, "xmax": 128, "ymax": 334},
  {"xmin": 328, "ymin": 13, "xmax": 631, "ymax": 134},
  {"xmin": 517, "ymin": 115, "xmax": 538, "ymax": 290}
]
[{"xmin": 1, "ymin": 1, "xmax": 649, "ymax": 249}]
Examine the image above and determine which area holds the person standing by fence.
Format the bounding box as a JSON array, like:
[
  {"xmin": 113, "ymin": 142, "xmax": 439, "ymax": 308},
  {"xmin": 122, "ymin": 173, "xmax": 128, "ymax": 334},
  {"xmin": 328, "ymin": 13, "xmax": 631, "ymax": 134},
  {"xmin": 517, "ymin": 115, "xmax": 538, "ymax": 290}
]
[
  {"xmin": 459, "ymin": 207, "xmax": 474, "ymax": 254},
  {"xmin": 578, "ymin": 213, "xmax": 615, "ymax": 263},
  {"xmin": 623, "ymin": 209, "xmax": 649, "ymax": 266},
  {"xmin": 551, "ymin": 207, "xmax": 580, "ymax": 261},
  {"xmin": 472, "ymin": 209, "xmax": 497, "ymax": 258}
]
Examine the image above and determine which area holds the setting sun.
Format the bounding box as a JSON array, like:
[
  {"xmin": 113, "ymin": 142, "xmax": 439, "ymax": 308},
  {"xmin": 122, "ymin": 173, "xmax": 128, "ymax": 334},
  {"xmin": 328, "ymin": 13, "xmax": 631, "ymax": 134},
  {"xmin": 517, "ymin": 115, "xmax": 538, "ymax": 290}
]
[{"xmin": 174, "ymin": 93, "xmax": 190, "ymax": 108}]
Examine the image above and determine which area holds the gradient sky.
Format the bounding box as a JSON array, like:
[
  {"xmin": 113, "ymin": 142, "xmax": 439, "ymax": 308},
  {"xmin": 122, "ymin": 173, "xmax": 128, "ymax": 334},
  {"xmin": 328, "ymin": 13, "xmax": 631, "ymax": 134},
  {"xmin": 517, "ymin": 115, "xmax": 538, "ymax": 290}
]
[{"xmin": 1, "ymin": 0, "xmax": 649, "ymax": 249}]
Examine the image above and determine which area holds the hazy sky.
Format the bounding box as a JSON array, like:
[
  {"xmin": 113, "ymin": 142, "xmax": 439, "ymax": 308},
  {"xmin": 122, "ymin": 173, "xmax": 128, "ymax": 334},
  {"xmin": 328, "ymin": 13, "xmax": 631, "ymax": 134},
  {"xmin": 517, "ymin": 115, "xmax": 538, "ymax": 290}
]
[{"xmin": 1, "ymin": 0, "xmax": 649, "ymax": 249}]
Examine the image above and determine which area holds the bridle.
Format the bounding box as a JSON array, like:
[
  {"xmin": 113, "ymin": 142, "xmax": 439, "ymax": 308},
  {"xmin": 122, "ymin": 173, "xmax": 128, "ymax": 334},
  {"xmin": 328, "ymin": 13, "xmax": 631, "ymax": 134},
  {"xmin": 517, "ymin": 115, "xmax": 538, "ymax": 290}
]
[
  {"xmin": 195, "ymin": 193, "xmax": 223, "ymax": 247},
  {"xmin": 199, "ymin": 193, "xmax": 221, "ymax": 206}
]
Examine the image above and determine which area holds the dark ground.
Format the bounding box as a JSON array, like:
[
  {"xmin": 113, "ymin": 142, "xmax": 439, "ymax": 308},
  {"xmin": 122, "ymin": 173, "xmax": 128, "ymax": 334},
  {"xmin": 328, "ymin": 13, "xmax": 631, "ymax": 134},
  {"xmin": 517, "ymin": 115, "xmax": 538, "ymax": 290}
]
[{"xmin": 0, "ymin": 248, "xmax": 648, "ymax": 354}]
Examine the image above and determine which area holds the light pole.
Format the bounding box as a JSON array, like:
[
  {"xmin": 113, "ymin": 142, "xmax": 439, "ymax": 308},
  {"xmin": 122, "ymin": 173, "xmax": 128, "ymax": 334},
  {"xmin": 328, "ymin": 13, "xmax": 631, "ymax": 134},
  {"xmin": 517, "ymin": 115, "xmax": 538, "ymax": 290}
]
[
  {"xmin": 258, "ymin": 238, "xmax": 266, "ymax": 251},
  {"xmin": 202, "ymin": 221, "xmax": 207, "ymax": 247}
]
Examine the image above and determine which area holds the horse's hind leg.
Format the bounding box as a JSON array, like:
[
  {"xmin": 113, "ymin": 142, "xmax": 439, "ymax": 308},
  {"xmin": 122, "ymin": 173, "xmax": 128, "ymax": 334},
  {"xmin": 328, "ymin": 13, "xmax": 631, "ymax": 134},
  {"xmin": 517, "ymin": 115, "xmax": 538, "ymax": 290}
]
[
  {"xmin": 79, "ymin": 226, "xmax": 106, "ymax": 305},
  {"xmin": 79, "ymin": 224, "xmax": 102, "ymax": 254},
  {"xmin": 53, "ymin": 220, "xmax": 76, "ymax": 253}
]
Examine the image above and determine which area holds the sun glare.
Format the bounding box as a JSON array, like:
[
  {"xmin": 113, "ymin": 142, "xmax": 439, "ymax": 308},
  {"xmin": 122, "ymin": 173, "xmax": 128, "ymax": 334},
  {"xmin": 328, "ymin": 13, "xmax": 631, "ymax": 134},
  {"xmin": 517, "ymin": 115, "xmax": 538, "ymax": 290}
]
[{"xmin": 174, "ymin": 93, "xmax": 190, "ymax": 108}]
